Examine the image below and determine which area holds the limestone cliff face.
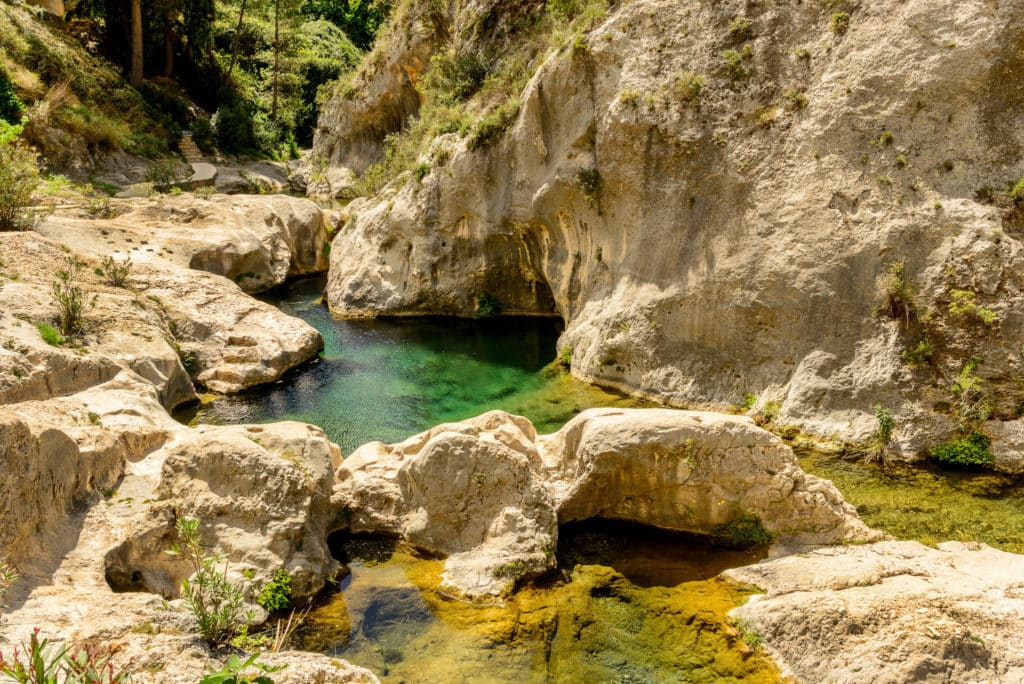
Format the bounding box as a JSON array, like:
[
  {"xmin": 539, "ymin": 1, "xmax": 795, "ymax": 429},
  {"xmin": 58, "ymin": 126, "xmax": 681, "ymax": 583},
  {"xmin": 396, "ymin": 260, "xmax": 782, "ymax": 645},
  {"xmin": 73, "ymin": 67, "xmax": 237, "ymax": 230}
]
[{"xmin": 315, "ymin": 0, "xmax": 1024, "ymax": 454}]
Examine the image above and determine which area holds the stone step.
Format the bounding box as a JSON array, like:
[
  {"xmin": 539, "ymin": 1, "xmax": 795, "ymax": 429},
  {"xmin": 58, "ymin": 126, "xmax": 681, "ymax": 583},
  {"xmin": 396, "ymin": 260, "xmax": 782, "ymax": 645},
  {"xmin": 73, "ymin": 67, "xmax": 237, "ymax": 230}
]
[{"xmin": 179, "ymin": 132, "xmax": 206, "ymax": 164}]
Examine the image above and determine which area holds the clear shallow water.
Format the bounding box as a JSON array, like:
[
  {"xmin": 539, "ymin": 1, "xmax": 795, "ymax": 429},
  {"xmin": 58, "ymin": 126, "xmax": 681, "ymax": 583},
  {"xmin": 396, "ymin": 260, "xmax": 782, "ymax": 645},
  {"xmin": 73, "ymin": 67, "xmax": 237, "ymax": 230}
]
[
  {"xmin": 299, "ymin": 526, "xmax": 779, "ymax": 683},
  {"xmin": 187, "ymin": 276, "xmax": 649, "ymax": 452}
]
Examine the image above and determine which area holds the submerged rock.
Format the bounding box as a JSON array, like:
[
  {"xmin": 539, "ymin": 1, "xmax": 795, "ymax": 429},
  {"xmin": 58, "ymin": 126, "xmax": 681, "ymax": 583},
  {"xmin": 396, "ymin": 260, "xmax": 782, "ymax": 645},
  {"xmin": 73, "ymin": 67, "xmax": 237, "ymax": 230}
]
[
  {"xmin": 333, "ymin": 408, "xmax": 877, "ymax": 599},
  {"xmin": 725, "ymin": 540, "xmax": 1024, "ymax": 683}
]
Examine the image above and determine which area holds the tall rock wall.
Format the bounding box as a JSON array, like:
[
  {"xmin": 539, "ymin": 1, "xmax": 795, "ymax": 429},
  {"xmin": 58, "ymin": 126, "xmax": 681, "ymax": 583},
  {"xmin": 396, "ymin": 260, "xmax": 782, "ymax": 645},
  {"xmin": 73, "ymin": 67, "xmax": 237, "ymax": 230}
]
[{"xmin": 315, "ymin": 0, "xmax": 1024, "ymax": 453}]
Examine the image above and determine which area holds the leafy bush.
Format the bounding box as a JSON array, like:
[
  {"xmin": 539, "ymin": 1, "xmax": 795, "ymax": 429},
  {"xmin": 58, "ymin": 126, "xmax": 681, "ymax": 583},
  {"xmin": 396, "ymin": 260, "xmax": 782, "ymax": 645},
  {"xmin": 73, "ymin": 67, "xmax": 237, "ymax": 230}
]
[
  {"xmin": 145, "ymin": 160, "xmax": 179, "ymax": 187},
  {"xmin": 0, "ymin": 70, "xmax": 24, "ymax": 125},
  {"xmin": 931, "ymin": 431, "xmax": 994, "ymax": 469},
  {"xmin": 36, "ymin": 322, "xmax": 64, "ymax": 346},
  {"xmin": 727, "ymin": 16, "xmax": 753, "ymax": 41},
  {"xmin": 469, "ymin": 100, "xmax": 520, "ymax": 150},
  {"xmin": 0, "ymin": 125, "xmax": 40, "ymax": 231},
  {"xmin": 720, "ymin": 45, "xmax": 753, "ymax": 80},
  {"xmin": 1011, "ymin": 178, "xmax": 1024, "ymax": 204},
  {"xmin": 949, "ymin": 357, "xmax": 991, "ymax": 427},
  {"xmin": 214, "ymin": 93, "xmax": 259, "ymax": 156},
  {"xmin": 559, "ymin": 346, "xmax": 573, "ymax": 367},
  {"xmin": 257, "ymin": 569, "xmax": 292, "ymax": 614},
  {"xmin": 0, "ymin": 629, "xmax": 130, "ymax": 684},
  {"xmin": 902, "ymin": 336, "xmax": 933, "ymax": 366},
  {"xmin": 166, "ymin": 517, "xmax": 251, "ymax": 645},
  {"xmin": 192, "ymin": 118, "xmax": 216, "ymax": 154},
  {"xmin": 96, "ymin": 256, "xmax": 132, "ymax": 288},
  {"xmin": 672, "ymin": 71, "xmax": 705, "ymax": 104},
  {"xmin": 863, "ymin": 404, "xmax": 893, "ymax": 464},
  {"xmin": 422, "ymin": 49, "xmax": 489, "ymax": 103}
]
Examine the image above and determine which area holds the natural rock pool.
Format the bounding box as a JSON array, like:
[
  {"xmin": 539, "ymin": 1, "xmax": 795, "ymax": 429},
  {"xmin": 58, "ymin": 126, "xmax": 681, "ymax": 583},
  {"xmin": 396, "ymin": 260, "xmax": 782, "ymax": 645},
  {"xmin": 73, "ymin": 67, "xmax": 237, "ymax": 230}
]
[
  {"xmin": 185, "ymin": 275, "xmax": 650, "ymax": 452},
  {"xmin": 186, "ymin": 275, "xmax": 1024, "ymax": 680}
]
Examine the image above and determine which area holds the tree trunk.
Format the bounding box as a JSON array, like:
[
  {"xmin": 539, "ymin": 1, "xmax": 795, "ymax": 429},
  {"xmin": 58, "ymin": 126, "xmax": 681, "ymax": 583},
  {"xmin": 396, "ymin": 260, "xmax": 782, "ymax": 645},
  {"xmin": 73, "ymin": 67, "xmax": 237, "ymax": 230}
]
[
  {"xmin": 163, "ymin": 24, "xmax": 174, "ymax": 77},
  {"xmin": 226, "ymin": 0, "xmax": 248, "ymax": 81},
  {"xmin": 130, "ymin": 0, "xmax": 143, "ymax": 85},
  {"xmin": 271, "ymin": 0, "xmax": 279, "ymax": 120}
]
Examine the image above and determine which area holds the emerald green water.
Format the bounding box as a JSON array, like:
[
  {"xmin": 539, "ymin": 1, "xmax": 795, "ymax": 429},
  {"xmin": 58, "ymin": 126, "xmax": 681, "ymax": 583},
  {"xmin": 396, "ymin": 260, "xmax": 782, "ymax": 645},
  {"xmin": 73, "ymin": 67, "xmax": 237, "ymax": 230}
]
[{"xmin": 190, "ymin": 276, "xmax": 648, "ymax": 452}]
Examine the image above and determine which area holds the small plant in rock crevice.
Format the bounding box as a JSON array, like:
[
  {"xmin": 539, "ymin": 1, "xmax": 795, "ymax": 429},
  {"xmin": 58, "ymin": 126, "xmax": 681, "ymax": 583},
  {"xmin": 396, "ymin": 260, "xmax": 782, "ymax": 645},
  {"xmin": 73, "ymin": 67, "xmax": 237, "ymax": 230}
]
[
  {"xmin": 875, "ymin": 260, "xmax": 916, "ymax": 326},
  {"xmin": 862, "ymin": 404, "xmax": 894, "ymax": 465},
  {"xmin": 830, "ymin": 12, "xmax": 850, "ymax": 36},
  {"xmin": 575, "ymin": 168, "xmax": 602, "ymax": 204},
  {"xmin": 51, "ymin": 257, "xmax": 94, "ymax": 339},
  {"xmin": 199, "ymin": 653, "xmax": 284, "ymax": 684},
  {"xmin": 166, "ymin": 517, "xmax": 252, "ymax": 646},
  {"xmin": 721, "ymin": 45, "xmax": 754, "ymax": 81},
  {"xmin": 712, "ymin": 516, "xmax": 773, "ymax": 547},
  {"xmin": 559, "ymin": 346, "xmax": 573, "ymax": 367},
  {"xmin": 96, "ymin": 255, "xmax": 132, "ymax": 288},
  {"xmin": 947, "ymin": 289, "xmax": 997, "ymax": 326}
]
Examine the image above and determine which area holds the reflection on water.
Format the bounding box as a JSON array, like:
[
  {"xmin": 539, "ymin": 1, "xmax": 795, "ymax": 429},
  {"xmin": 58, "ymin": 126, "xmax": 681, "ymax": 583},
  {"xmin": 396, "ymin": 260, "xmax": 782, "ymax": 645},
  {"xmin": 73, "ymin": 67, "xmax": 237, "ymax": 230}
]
[
  {"xmin": 299, "ymin": 526, "xmax": 778, "ymax": 683},
  {"xmin": 187, "ymin": 276, "xmax": 649, "ymax": 452}
]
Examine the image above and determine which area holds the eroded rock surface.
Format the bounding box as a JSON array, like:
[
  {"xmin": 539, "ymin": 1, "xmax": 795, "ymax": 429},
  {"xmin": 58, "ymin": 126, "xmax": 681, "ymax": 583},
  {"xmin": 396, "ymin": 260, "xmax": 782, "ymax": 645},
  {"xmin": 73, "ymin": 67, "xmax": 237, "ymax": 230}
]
[
  {"xmin": 38, "ymin": 193, "xmax": 330, "ymax": 293},
  {"xmin": 333, "ymin": 408, "xmax": 877, "ymax": 599},
  {"xmin": 725, "ymin": 541, "xmax": 1024, "ymax": 683},
  {"xmin": 541, "ymin": 408, "xmax": 878, "ymax": 545},
  {"xmin": 0, "ymin": 230, "xmax": 321, "ymax": 398},
  {"xmin": 317, "ymin": 0, "xmax": 1024, "ymax": 456}
]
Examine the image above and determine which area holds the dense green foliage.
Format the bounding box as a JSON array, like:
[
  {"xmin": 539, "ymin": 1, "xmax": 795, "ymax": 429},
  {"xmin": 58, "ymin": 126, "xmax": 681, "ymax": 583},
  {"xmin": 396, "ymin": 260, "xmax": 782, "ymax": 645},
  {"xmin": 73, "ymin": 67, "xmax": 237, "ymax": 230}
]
[
  {"xmin": 199, "ymin": 654, "xmax": 283, "ymax": 684},
  {"xmin": 256, "ymin": 568, "xmax": 292, "ymax": 613},
  {"xmin": 0, "ymin": 70, "xmax": 24, "ymax": 124},
  {"xmin": 712, "ymin": 516, "xmax": 772, "ymax": 547},
  {"xmin": 0, "ymin": 124, "xmax": 40, "ymax": 231},
  {"xmin": 931, "ymin": 431, "xmax": 995, "ymax": 470},
  {"xmin": 300, "ymin": 0, "xmax": 391, "ymax": 50}
]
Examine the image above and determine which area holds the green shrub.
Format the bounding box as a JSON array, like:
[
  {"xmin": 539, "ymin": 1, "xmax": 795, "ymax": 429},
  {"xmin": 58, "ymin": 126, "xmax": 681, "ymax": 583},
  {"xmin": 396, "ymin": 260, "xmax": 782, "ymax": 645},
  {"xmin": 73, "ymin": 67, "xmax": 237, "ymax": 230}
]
[
  {"xmin": 191, "ymin": 118, "xmax": 217, "ymax": 154},
  {"xmin": 96, "ymin": 256, "xmax": 132, "ymax": 288},
  {"xmin": 422, "ymin": 49, "xmax": 489, "ymax": 103},
  {"xmin": 415, "ymin": 162, "xmax": 431, "ymax": 182},
  {"xmin": 902, "ymin": 336, "xmax": 933, "ymax": 366},
  {"xmin": 145, "ymin": 160, "xmax": 179, "ymax": 188},
  {"xmin": 740, "ymin": 392, "xmax": 757, "ymax": 412},
  {"xmin": 469, "ymin": 100, "xmax": 520, "ymax": 150},
  {"xmin": 721, "ymin": 45, "xmax": 753, "ymax": 80},
  {"xmin": 256, "ymin": 569, "xmax": 292, "ymax": 614},
  {"xmin": 784, "ymin": 88, "xmax": 808, "ymax": 110},
  {"xmin": 0, "ymin": 126, "xmax": 40, "ymax": 231},
  {"xmin": 0, "ymin": 70, "xmax": 24, "ymax": 125},
  {"xmin": 712, "ymin": 515, "xmax": 772, "ymax": 547},
  {"xmin": 948, "ymin": 289, "xmax": 997, "ymax": 326},
  {"xmin": 559, "ymin": 346, "xmax": 573, "ymax": 367},
  {"xmin": 878, "ymin": 130, "xmax": 894, "ymax": 147},
  {"xmin": 51, "ymin": 258, "xmax": 91, "ymax": 338},
  {"xmin": 727, "ymin": 16, "xmax": 753, "ymax": 41},
  {"xmin": 830, "ymin": 12, "xmax": 850, "ymax": 35},
  {"xmin": 1010, "ymin": 178, "xmax": 1024, "ymax": 204},
  {"xmin": 36, "ymin": 322, "xmax": 64, "ymax": 346},
  {"xmin": 672, "ymin": 71, "xmax": 706, "ymax": 104},
  {"xmin": 863, "ymin": 404, "xmax": 893, "ymax": 464},
  {"xmin": 214, "ymin": 94, "xmax": 259, "ymax": 155},
  {"xmin": 949, "ymin": 357, "xmax": 990, "ymax": 427},
  {"xmin": 166, "ymin": 517, "xmax": 251, "ymax": 645},
  {"xmin": 474, "ymin": 293, "xmax": 504, "ymax": 318},
  {"xmin": 0, "ymin": 630, "xmax": 130, "ymax": 683},
  {"xmin": 931, "ymin": 431, "xmax": 994, "ymax": 469},
  {"xmin": 875, "ymin": 260, "xmax": 916, "ymax": 325}
]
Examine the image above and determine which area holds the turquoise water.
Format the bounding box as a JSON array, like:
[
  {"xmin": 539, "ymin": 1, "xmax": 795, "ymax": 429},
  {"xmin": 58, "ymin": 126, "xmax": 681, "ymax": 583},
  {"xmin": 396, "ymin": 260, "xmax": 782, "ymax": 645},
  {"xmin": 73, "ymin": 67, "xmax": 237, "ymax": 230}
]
[{"xmin": 190, "ymin": 276, "xmax": 647, "ymax": 452}]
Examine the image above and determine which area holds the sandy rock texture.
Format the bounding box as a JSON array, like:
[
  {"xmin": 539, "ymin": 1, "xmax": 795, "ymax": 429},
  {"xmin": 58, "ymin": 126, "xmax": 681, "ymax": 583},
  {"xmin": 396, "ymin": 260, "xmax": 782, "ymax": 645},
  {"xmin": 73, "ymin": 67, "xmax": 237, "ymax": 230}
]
[
  {"xmin": 38, "ymin": 193, "xmax": 330, "ymax": 293},
  {"xmin": 333, "ymin": 408, "xmax": 876, "ymax": 599},
  {"xmin": 316, "ymin": 0, "xmax": 1024, "ymax": 457},
  {"xmin": 541, "ymin": 408, "xmax": 877, "ymax": 545},
  {"xmin": 725, "ymin": 541, "xmax": 1024, "ymax": 684},
  {"xmin": 0, "ymin": 229, "xmax": 321, "ymax": 398}
]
